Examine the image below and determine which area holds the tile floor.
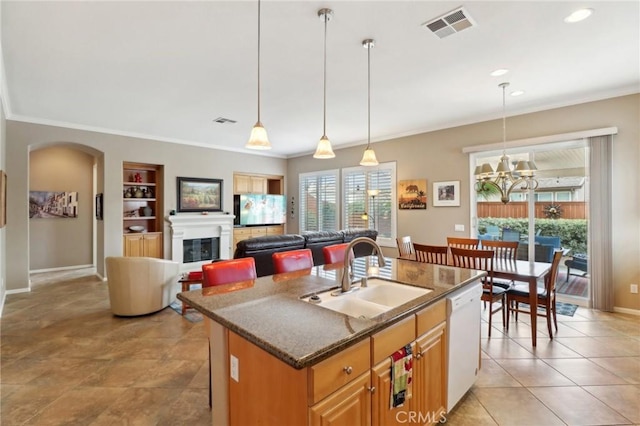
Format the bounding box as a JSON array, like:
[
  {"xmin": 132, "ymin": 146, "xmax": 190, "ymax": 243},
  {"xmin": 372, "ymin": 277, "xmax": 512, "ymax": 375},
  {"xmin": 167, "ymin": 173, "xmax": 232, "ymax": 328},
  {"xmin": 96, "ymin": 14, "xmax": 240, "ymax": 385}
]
[{"xmin": 1, "ymin": 268, "xmax": 639, "ymax": 425}]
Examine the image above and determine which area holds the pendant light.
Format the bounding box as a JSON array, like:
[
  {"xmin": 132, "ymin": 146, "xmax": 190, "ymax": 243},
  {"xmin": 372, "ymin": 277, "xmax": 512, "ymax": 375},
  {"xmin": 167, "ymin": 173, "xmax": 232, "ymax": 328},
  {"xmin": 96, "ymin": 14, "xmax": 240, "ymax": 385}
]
[
  {"xmin": 246, "ymin": 0, "xmax": 271, "ymax": 150},
  {"xmin": 474, "ymin": 82, "xmax": 538, "ymax": 203},
  {"xmin": 360, "ymin": 39, "xmax": 379, "ymax": 166},
  {"xmin": 313, "ymin": 8, "xmax": 336, "ymax": 159}
]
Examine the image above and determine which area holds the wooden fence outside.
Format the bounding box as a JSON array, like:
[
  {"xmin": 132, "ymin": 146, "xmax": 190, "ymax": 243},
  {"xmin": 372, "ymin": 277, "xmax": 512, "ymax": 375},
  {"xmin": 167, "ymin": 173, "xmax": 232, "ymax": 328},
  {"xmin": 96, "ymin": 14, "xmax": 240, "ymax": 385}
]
[{"xmin": 477, "ymin": 201, "xmax": 588, "ymax": 219}]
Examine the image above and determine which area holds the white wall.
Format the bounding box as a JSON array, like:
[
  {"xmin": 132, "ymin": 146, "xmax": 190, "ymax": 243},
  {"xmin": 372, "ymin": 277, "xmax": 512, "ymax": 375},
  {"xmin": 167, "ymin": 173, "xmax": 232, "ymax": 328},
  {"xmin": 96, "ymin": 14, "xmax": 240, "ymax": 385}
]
[{"xmin": 287, "ymin": 94, "xmax": 640, "ymax": 312}]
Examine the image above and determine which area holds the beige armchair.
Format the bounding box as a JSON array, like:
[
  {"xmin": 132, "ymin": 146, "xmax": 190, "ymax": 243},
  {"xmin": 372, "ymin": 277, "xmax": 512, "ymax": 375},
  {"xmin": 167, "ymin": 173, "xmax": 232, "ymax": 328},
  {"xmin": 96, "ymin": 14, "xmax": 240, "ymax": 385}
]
[{"xmin": 105, "ymin": 256, "xmax": 180, "ymax": 316}]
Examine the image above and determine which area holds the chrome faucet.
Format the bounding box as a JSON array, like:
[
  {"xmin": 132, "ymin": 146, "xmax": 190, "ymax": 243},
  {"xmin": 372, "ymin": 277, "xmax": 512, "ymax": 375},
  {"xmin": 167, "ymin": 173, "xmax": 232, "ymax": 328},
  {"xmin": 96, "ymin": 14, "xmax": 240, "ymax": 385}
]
[{"xmin": 340, "ymin": 237, "xmax": 386, "ymax": 294}]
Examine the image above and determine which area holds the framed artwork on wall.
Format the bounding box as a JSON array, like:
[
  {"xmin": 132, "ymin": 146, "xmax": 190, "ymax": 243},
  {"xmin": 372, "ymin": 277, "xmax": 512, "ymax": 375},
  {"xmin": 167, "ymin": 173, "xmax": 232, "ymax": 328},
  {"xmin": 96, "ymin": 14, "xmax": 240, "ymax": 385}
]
[
  {"xmin": 177, "ymin": 177, "xmax": 223, "ymax": 213},
  {"xmin": 433, "ymin": 180, "xmax": 460, "ymax": 207},
  {"xmin": 398, "ymin": 179, "xmax": 427, "ymax": 210},
  {"xmin": 29, "ymin": 191, "xmax": 79, "ymax": 218}
]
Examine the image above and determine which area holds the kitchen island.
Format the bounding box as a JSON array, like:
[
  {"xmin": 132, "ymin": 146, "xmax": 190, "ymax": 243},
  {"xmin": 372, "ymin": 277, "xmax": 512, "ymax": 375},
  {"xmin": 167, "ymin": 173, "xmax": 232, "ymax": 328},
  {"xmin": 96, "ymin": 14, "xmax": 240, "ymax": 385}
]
[{"xmin": 178, "ymin": 257, "xmax": 484, "ymax": 426}]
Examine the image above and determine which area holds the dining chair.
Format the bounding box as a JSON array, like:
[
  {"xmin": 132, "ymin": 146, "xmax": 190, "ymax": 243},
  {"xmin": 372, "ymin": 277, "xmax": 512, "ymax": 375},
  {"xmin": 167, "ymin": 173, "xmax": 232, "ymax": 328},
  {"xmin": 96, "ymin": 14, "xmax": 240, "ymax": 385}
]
[
  {"xmin": 413, "ymin": 243, "xmax": 448, "ymax": 265},
  {"xmin": 272, "ymin": 248, "xmax": 314, "ymax": 274},
  {"xmin": 450, "ymin": 247, "xmax": 506, "ymax": 337},
  {"xmin": 480, "ymin": 240, "xmax": 519, "ymax": 290},
  {"xmin": 202, "ymin": 258, "xmax": 257, "ymax": 287},
  {"xmin": 322, "ymin": 243, "xmax": 353, "ymax": 265},
  {"xmin": 506, "ymin": 250, "xmax": 563, "ymax": 338},
  {"xmin": 396, "ymin": 236, "xmax": 414, "ymax": 257},
  {"xmin": 446, "ymin": 237, "xmax": 480, "ymax": 250}
]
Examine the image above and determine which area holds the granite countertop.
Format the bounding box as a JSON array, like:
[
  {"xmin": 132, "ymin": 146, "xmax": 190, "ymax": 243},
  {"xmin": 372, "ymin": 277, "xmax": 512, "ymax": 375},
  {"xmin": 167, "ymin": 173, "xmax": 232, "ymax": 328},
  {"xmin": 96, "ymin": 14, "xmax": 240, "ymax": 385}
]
[{"xmin": 178, "ymin": 257, "xmax": 484, "ymax": 369}]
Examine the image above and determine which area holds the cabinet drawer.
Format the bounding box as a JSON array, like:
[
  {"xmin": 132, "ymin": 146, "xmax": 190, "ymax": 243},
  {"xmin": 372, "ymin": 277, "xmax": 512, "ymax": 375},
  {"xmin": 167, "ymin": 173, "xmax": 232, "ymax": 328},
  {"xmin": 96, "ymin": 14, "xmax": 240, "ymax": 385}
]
[
  {"xmin": 266, "ymin": 225, "xmax": 283, "ymax": 235},
  {"xmin": 251, "ymin": 228, "xmax": 267, "ymax": 236},
  {"xmin": 416, "ymin": 299, "xmax": 446, "ymax": 336},
  {"xmin": 371, "ymin": 315, "xmax": 416, "ymax": 365},
  {"xmin": 234, "ymin": 228, "xmax": 252, "ymax": 237},
  {"xmin": 308, "ymin": 339, "xmax": 370, "ymax": 405}
]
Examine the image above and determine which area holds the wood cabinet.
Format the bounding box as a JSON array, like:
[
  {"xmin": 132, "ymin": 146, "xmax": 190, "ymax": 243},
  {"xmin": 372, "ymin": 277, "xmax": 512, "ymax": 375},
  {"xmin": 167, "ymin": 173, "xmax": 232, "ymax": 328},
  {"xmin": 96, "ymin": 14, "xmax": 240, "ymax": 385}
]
[
  {"xmin": 234, "ymin": 173, "xmax": 283, "ymax": 195},
  {"xmin": 233, "ymin": 224, "xmax": 283, "ymax": 248},
  {"xmin": 122, "ymin": 162, "xmax": 164, "ymax": 258},
  {"xmin": 123, "ymin": 232, "xmax": 162, "ymax": 258},
  {"xmin": 223, "ymin": 298, "xmax": 450, "ymax": 426}
]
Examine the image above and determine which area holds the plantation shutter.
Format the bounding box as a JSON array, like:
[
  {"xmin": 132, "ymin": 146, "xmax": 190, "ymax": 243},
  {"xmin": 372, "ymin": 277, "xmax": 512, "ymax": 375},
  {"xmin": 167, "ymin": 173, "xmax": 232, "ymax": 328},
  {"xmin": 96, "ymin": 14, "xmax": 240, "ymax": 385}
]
[{"xmin": 299, "ymin": 171, "xmax": 339, "ymax": 232}]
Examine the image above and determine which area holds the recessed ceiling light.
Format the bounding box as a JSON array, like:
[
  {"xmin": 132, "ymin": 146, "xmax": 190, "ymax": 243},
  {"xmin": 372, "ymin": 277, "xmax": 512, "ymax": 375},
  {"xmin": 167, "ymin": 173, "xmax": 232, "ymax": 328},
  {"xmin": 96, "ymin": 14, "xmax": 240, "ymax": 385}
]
[
  {"xmin": 490, "ymin": 69, "xmax": 509, "ymax": 77},
  {"xmin": 564, "ymin": 8, "xmax": 593, "ymax": 23},
  {"xmin": 510, "ymin": 90, "xmax": 525, "ymax": 97}
]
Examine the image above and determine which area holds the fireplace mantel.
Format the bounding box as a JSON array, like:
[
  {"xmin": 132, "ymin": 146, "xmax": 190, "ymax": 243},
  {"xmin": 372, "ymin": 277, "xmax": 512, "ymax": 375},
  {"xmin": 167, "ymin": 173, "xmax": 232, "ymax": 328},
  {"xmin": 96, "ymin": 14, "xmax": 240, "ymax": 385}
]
[{"xmin": 166, "ymin": 214, "xmax": 235, "ymax": 272}]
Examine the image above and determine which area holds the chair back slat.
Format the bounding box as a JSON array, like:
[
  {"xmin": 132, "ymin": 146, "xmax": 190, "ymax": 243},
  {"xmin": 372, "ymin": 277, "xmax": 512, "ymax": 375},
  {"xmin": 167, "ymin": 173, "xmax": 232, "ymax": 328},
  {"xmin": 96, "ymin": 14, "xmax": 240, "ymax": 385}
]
[
  {"xmin": 413, "ymin": 243, "xmax": 448, "ymax": 265},
  {"xmin": 481, "ymin": 240, "xmax": 518, "ymax": 261},
  {"xmin": 447, "ymin": 237, "xmax": 480, "ymax": 250},
  {"xmin": 450, "ymin": 247, "xmax": 494, "ymax": 288},
  {"xmin": 396, "ymin": 236, "xmax": 414, "ymax": 256}
]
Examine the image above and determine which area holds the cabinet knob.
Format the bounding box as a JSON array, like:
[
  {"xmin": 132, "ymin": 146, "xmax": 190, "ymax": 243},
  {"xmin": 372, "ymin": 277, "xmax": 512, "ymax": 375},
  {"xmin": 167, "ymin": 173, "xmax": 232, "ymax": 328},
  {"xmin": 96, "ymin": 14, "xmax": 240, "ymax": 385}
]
[
  {"xmin": 343, "ymin": 366, "xmax": 353, "ymax": 375},
  {"xmin": 415, "ymin": 353, "xmax": 422, "ymax": 360},
  {"xmin": 368, "ymin": 386, "xmax": 376, "ymax": 393}
]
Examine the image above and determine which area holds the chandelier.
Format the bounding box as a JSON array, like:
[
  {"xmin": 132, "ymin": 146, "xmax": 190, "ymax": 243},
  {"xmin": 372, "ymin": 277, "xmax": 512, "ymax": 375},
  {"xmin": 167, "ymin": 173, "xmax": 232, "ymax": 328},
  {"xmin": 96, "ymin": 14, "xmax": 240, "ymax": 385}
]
[{"xmin": 474, "ymin": 82, "xmax": 538, "ymax": 204}]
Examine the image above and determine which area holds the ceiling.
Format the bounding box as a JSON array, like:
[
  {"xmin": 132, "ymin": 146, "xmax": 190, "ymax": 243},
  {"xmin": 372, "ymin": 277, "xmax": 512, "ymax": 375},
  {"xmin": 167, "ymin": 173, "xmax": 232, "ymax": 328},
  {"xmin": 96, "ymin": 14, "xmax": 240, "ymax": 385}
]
[{"xmin": 2, "ymin": 1, "xmax": 639, "ymax": 159}]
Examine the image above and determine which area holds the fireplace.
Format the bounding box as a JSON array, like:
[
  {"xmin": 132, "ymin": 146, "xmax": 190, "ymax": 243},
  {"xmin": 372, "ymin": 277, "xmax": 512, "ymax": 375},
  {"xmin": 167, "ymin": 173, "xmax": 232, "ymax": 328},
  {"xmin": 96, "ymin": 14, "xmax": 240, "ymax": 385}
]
[
  {"xmin": 167, "ymin": 214, "xmax": 235, "ymax": 272},
  {"xmin": 183, "ymin": 237, "xmax": 220, "ymax": 264}
]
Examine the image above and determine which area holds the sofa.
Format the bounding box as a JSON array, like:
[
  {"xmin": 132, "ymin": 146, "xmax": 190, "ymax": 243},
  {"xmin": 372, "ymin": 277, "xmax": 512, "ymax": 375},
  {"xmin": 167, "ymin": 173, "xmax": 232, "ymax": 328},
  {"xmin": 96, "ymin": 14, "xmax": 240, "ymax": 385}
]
[
  {"xmin": 105, "ymin": 256, "xmax": 180, "ymax": 316},
  {"xmin": 233, "ymin": 229, "xmax": 378, "ymax": 277},
  {"xmin": 516, "ymin": 235, "xmax": 562, "ymax": 263},
  {"xmin": 565, "ymin": 253, "xmax": 588, "ymax": 280}
]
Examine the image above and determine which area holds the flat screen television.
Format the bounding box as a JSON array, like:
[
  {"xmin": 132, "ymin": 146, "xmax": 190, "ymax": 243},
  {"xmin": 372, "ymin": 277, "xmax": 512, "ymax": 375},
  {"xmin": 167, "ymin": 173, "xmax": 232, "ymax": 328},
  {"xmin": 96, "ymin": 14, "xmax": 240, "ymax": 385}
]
[{"xmin": 236, "ymin": 194, "xmax": 286, "ymax": 226}]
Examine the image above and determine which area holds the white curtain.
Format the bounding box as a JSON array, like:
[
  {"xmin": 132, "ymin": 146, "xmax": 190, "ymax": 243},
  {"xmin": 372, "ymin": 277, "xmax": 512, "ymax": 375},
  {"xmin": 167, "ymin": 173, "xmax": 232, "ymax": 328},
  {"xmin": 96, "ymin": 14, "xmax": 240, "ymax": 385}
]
[{"xmin": 588, "ymin": 135, "xmax": 614, "ymax": 311}]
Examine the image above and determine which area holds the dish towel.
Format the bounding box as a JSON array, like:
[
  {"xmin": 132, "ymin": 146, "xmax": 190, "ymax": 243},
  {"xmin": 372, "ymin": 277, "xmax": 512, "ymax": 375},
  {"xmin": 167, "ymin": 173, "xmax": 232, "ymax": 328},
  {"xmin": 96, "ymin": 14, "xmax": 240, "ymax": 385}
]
[{"xmin": 390, "ymin": 344, "xmax": 413, "ymax": 408}]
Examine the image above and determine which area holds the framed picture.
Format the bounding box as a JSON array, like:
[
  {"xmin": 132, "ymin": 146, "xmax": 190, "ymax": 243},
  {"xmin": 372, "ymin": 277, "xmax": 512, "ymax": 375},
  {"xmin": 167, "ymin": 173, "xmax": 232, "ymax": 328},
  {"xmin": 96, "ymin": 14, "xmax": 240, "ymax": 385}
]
[
  {"xmin": 177, "ymin": 177, "xmax": 223, "ymax": 213},
  {"xmin": 95, "ymin": 193, "xmax": 103, "ymax": 220},
  {"xmin": 433, "ymin": 180, "xmax": 460, "ymax": 207},
  {"xmin": 29, "ymin": 191, "xmax": 79, "ymax": 218},
  {"xmin": 398, "ymin": 179, "xmax": 427, "ymax": 210}
]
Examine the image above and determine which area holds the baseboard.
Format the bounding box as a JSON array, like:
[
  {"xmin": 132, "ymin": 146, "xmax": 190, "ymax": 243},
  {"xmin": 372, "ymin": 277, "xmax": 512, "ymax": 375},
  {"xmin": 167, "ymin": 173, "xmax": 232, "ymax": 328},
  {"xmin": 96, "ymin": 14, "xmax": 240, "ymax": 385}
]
[
  {"xmin": 30, "ymin": 264, "xmax": 94, "ymax": 274},
  {"xmin": 6, "ymin": 287, "xmax": 31, "ymax": 295},
  {"xmin": 613, "ymin": 306, "xmax": 640, "ymax": 316}
]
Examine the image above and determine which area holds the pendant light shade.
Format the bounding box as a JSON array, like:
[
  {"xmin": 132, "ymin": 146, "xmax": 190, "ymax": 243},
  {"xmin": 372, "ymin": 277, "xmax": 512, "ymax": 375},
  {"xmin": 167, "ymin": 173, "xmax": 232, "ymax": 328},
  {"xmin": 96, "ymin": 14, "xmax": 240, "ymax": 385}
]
[
  {"xmin": 313, "ymin": 8, "xmax": 335, "ymax": 159},
  {"xmin": 360, "ymin": 39, "xmax": 378, "ymax": 167},
  {"xmin": 246, "ymin": 0, "xmax": 271, "ymax": 150}
]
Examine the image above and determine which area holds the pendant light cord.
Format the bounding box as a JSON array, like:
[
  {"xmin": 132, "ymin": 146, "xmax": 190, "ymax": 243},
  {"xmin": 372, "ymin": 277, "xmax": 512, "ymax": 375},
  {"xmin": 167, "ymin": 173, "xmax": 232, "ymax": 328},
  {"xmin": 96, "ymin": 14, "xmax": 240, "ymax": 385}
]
[
  {"xmin": 322, "ymin": 13, "xmax": 327, "ymax": 137},
  {"xmin": 367, "ymin": 43, "xmax": 371, "ymax": 149},
  {"xmin": 257, "ymin": 0, "xmax": 262, "ymax": 123}
]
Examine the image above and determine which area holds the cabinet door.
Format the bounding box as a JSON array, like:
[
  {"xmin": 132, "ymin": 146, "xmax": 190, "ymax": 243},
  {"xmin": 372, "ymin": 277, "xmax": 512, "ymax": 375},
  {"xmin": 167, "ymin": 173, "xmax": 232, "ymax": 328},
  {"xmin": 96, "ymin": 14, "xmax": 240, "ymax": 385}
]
[
  {"xmin": 413, "ymin": 322, "xmax": 447, "ymax": 426},
  {"xmin": 371, "ymin": 342, "xmax": 416, "ymax": 426},
  {"xmin": 309, "ymin": 372, "xmax": 371, "ymax": 426},
  {"xmin": 250, "ymin": 176, "xmax": 267, "ymax": 194},
  {"xmin": 143, "ymin": 233, "xmax": 162, "ymax": 258},
  {"xmin": 234, "ymin": 175, "xmax": 251, "ymax": 194},
  {"xmin": 123, "ymin": 234, "xmax": 145, "ymax": 257}
]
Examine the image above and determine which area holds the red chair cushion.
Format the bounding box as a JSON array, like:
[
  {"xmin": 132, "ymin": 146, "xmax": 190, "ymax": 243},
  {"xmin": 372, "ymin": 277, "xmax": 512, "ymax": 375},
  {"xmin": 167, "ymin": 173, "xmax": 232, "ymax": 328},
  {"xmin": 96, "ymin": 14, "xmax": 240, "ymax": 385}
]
[
  {"xmin": 322, "ymin": 243, "xmax": 353, "ymax": 265},
  {"xmin": 202, "ymin": 258, "xmax": 257, "ymax": 287},
  {"xmin": 272, "ymin": 249, "xmax": 314, "ymax": 274}
]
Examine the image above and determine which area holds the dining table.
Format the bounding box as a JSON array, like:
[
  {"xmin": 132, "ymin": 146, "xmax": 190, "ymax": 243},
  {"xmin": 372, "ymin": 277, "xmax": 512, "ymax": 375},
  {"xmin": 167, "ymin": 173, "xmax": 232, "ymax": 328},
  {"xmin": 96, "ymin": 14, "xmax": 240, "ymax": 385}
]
[{"xmin": 400, "ymin": 252, "xmax": 551, "ymax": 346}]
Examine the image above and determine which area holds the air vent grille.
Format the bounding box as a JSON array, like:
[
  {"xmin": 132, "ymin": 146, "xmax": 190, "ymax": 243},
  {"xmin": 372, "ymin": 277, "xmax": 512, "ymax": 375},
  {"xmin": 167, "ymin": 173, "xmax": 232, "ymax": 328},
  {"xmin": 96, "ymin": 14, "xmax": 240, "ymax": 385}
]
[
  {"xmin": 423, "ymin": 7, "xmax": 475, "ymax": 39},
  {"xmin": 213, "ymin": 117, "xmax": 237, "ymax": 124}
]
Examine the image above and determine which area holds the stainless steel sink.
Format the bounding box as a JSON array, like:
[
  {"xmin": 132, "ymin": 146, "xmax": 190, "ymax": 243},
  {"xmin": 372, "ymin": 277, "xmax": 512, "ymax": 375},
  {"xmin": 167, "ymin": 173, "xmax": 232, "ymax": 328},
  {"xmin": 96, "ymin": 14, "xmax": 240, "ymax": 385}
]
[{"xmin": 303, "ymin": 278, "xmax": 432, "ymax": 319}]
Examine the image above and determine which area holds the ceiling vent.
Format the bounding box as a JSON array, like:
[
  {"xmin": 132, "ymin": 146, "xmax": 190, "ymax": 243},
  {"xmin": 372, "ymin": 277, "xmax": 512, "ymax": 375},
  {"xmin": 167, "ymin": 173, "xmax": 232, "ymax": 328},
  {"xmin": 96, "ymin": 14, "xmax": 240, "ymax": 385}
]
[
  {"xmin": 423, "ymin": 7, "xmax": 475, "ymax": 39},
  {"xmin": 213, "ymin": 117, "xmax": 237, "ymax": 124}
]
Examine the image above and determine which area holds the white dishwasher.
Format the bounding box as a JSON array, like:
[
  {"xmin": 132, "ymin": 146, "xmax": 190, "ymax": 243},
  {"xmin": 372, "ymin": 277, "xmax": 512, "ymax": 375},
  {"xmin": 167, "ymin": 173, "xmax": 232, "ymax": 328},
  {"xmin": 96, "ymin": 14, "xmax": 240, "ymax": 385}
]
[{"xmin": 446, "ymin": 282, "xmax": 482, "ymax": 412}]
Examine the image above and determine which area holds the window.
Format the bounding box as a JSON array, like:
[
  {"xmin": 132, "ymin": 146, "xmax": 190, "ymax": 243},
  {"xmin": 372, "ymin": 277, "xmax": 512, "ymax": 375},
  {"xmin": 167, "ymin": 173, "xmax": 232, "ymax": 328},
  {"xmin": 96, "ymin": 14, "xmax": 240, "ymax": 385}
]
[
  {"xmin": 534, "ymin": 192, "xmax": 553, "ymax": 202},
  {"xmin": 342, "ymin": 162, "xmax": 396, "ymax": 246},
  {"xmin": 555, "ymin": 191, "xmax": 572, "ymax": 201},
  {"xmin": 299, "ymin": 170, "xmax": 339, "ymax": 232}
]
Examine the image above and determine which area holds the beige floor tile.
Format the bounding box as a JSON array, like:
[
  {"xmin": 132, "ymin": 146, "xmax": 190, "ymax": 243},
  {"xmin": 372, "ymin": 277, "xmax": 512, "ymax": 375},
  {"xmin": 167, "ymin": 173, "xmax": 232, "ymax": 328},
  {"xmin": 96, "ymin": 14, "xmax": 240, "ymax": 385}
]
[
  {"xmin": 89, "ymin": 387, "xmax": 184, "ymax": 425},
  {"xmin": 472, "ymin": 387, "xmax": 564, "ymax": 425},
  {"xmin": 444, "ymin": 391, "xmax": 498, "ymax": 425},
  {"xmin": 0, "ymin": 384, "xmax": 72, "ymax": 426},
  {"xmin": 494, "ymin": 359, "xmax": 575, "ymax": 387},
  {"xmin": 132, "ymin": 359, "xmax": 204, "ymax": 388},
  {"xmin": 563, "ymin": 320, "xmax": 629, "ymax": 337},
  {"xmin": 529, "ymin": 386, "xmax": 633, "ymax": 425},
  {"xmin": 164, "ymin": 337, "xmax": 209, "ymax": 361},
  {"xmin": 544, "ymin": 358, "xmax": 629, "ymax": 386},
  {"xmin": 583, "ymin": 384, "xmax": 640, "ymax": 423},
  {"xmin": 589, "ymin": 357, "xmax": 640, "ymax": 384},
  {"xmin": 474, "ymin": 359, "xmax": 522, "ymax": 388},
  {"xmin": 481, "ymin": 337, "xmax": 535, "ymax": 359},
  {"xmin": 511, "ymin": 337, "xmax": 582, "ymax": 358},
  {"xmin": 555, "ymin": 336, "xmax": 639, "ymax": 358},
  {"xmin": 79, "ymin": 359, "xmax": 162, "ymax": 387}
]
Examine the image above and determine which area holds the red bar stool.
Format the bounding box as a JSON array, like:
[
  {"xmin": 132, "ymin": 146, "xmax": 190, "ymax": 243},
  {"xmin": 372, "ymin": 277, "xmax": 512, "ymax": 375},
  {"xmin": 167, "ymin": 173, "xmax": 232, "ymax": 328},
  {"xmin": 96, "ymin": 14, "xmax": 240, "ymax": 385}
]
[
  {"xmin": 202, "ymin": 258, "xmax": 257, "ymax": 287},
  {"xmin": 272, "ymin": 249, "xmax": 314, "ymax": 274},
  {"xmin": 322, "ymin": 243, "xmax": 354, "ymax": 265}
]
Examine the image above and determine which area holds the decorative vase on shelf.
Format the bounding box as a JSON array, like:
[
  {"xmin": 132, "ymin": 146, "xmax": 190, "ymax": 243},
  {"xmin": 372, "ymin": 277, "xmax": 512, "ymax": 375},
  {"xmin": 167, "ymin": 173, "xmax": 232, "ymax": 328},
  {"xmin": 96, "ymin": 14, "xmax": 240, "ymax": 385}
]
[
  {"xmin": 143, "ymin": 206, "xmax": 152, "ymax": 217},
  {"xmin": 134, "ymin": 188, "xmax": 144, "ymax": 198}
]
